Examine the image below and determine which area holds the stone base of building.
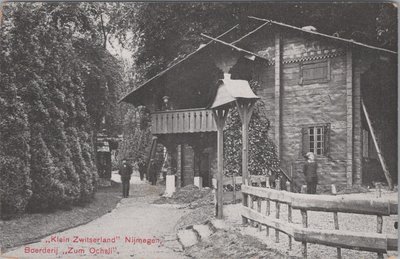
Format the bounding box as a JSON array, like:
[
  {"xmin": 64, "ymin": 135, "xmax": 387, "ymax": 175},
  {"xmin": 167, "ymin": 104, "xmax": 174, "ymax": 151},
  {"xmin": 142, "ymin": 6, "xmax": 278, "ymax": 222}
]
[
  {"xmin": 194, "ymin": 176, "xmax": 203, "ymax": 188},
  {"xmin": 164, "ymin": 175, "xmax": 176, "ymax": 197}
]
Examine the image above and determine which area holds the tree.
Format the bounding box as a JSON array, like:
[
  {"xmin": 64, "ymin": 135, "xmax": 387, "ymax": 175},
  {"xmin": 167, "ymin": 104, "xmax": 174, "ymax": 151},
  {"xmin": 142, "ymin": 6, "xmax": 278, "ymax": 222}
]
[{"xmin": 1, "ymin": 2, "xmax": 123, "ymax": 216}]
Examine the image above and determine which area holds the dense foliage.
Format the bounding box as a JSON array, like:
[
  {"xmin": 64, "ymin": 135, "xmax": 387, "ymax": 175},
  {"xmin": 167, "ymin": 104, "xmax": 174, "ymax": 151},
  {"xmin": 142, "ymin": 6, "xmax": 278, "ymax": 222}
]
[
  {"xmin": 0, "ymin": 3, "xmax": 122, "ymax": 217},
  {"xmin": 110, "ymin": 3, "xmax": 397, "ymax": 81},
  {"xmin": 224, "ymin": 80, "xmax": 280, "ymax": 177}
]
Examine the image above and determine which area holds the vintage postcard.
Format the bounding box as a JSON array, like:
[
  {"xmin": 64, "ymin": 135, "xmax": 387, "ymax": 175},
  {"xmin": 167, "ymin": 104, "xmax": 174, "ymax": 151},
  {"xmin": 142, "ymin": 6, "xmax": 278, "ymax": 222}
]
[{"xmin": 0, "ymin": 1, "xmax": 398, "ymax": 258}]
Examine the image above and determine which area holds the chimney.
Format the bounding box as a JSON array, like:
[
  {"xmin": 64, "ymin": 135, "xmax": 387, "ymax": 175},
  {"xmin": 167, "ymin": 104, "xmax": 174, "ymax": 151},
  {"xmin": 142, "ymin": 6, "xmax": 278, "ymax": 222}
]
[
  {"xmin": 302, "ymin": 26, "xmax": 317, "ymax": 32},
  {"xmin": 224, "ymin": 73, "xmax": 232, "ymax": 80}
]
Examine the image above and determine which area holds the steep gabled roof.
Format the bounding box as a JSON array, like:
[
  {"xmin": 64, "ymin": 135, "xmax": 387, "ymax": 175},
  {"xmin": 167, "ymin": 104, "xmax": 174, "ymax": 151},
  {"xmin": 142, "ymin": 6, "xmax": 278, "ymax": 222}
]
[
  {"xmin": 118, "ymin": 24, "xmax": 241, "ymax": 104},
  {"xmin": 120, "ymin": 17, "xmax": 396, "ymax": 105}
]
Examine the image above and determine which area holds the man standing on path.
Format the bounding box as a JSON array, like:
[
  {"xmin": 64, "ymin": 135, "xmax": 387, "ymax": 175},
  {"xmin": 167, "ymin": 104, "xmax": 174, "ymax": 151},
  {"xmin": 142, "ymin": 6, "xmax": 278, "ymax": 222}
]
[
  {"xmin": 303, "ymin": 152, "xmax": 318, "ymax": 194},
  {"xmin": 119, "ymin": 158, "xmax": 133, "ymax": 198},
  {"xmin": 138, "ymin": 159, "xmax": 146, "ymax": 181},
  {"xmin": 149, "ymin": 159, "xmax": 158, "ymax": 185}
]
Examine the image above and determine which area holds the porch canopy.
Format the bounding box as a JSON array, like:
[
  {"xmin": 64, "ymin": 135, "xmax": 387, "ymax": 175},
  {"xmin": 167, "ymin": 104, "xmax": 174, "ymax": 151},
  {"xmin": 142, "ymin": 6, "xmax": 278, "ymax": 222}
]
[
  {"xmin": 210, "ymin": 73, "xmax": 260, "ymax": 109},
  {"xmin": 210, "ymin": 73, "xmax": 260, "ymax": 219}
]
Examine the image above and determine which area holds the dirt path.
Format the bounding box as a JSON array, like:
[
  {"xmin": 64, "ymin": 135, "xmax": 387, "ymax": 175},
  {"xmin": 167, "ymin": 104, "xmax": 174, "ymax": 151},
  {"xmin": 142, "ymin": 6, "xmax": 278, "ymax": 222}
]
[{"xmin": 5, "ymin": 175, "xmax": 189, "ymax": 259}]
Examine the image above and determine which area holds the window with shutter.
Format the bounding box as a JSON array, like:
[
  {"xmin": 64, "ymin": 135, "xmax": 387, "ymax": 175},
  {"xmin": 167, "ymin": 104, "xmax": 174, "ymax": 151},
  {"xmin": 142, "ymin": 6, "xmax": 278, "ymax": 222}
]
[
  {"xmin": 301, "ymin": 124, "xmax": 331, "ymax": 157},
  {"xmin": 299, "ymin": 59, "xmax": 330, "ymax": 85}
]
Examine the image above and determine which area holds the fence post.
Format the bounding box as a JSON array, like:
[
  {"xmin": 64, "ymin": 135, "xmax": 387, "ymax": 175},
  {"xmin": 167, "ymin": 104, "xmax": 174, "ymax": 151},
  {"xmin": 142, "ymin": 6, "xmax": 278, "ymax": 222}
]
[
  {"xmin": 275, "ymin": 180, "xmax": 280, "ymax": 243},
  {"xmin": 276, "ymin": 178, "xmax": 281, "ymax": 190},
  {"xmin": 232, "ymin": 175, "xmax": 236, "ymax": 204},
  {"xmin": 242, "ymin": 179, "xmax": 248, "ymax": 225},
  {"xmin": 266, "ymin": 198, "xmax": 270, "ymax": 236},
  {"xmin": 377, "ymin": 215, "xmax": 384, "ymax": 259},
  {"xmin": 266, "ymin": 176, "xmax": 270, "ymax": 188},
  {"xmin": 249, "ymin": 193, "xmax": 255, "ymax": 227},
  {"xmin": 288, "ymin": 203, "xmax": 292, "ymax": 250},
  {"xmin": 286, "ymin": 181, "xmax": 291, "ymax": 192},
  {"xmin": 301, "ymin": 209, "xmax": 308, "ymax": 259},
  {"xmin": 332, "ymin": 184, "xmax": 341, "ymax": 259},
  {"xmin": 257, "ymin": 196, "xmax": 262, "ymax": 231}
]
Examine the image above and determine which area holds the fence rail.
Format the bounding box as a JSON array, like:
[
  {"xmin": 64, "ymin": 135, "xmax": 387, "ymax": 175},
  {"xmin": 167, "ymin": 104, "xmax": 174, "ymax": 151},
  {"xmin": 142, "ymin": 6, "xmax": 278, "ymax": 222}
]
[{"xmin": 241, "ymin": 184, "xmax": 398, "ymax": 258}]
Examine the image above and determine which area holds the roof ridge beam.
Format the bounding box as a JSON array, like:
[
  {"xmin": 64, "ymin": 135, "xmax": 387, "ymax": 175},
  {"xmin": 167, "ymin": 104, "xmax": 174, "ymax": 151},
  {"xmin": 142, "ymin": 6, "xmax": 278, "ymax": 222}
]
[
  {"xmin": 231, "ymin": 20, "xmax": 271, "ymax": 45},
  {"xmin": 248, "ymin": 16, "xmax": 396, "ymax": 55},
  {"xmin": 201, "ymin": 33, "xmax": 268, "ymax": 61}
]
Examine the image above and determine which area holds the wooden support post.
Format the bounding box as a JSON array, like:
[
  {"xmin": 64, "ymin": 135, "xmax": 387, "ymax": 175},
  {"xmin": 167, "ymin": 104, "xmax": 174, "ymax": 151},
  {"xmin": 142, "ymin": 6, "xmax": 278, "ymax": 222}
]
[
  {"xmin": 232, "ymin": 175, "xmax": 236, "ymax": 204},
  {"xmin": 286, "ymin": 181, "xmax": 291, "ymax": 192},
  {"xmin": 275, "ymin": 201, "xmax": 280, "ymax": 243},
  {"xmin": 361, "ymin": 100, "xmax": 393, "ymax": 190},
  {"xmin": 236, "ymin": 100, "xmax": 256, "ymax": 184},
  {"xmin": 377, "ymin": 215, "xmax": 383, "ymax": 259},
  {"xmin": 266, "ymin": 176, "xmax": 270, "ymax": 188},
  {"xmin": 250, "ymin": 195, "xmax": 256, "ymax": 227},
  {"xmin": 333, "ymin": 212, "xmax": 341, "ymax": 259},
  {"xmin": 266, "ymin": 199, "xmax": 270, "ymax": 236},
  {"xmin": 212, "ymin": 108, "xmax": 229, "ymax": 219},
  {"xmin": 176, "ymin": 144, "xmax": 182, "ymax": 189},
  {"xmin": 275, "ymin": 178, "xmax": 281, "ymax": 190},
  {"xmin": 275, "ymin": 179, "xmax": 280, "ymax": 242},
  {"xmin": 332, "ymin": 185, "xmax": 341, "ymax": 259},
  {"xmin": 242, "ymin": 189, "xmax": 248, "ymax": 225},
  {"xmin": 301, "ymin": 209, "xmax": 308, "ymax": 259},
  {"xmin": 257, "ymin": 198, "xmax": 262, "ymax": 231},
  {"xmin": 274, "ymin": 33, "xmax": 281, "ymax": 160},
  {"xmin": 288, "ymin": 204, "xmax": 292, "ymax": 250},
  {"xmin": 216, "ymin": 128, "xmax": 223, "ymax": 218}
]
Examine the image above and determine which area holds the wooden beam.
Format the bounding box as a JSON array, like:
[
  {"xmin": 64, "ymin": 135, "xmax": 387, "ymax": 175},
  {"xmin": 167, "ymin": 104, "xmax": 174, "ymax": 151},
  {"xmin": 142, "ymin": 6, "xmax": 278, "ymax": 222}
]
[
  {"xmin": 236, "ymin": 100, "xmax": 256, "ymax": 184},
  {"xmin": 361, "ymin": 100, "xmax": 393, "ymax": 190},
  {"xmin": 212, "ymin": 107, "xmax": 229, "ymax": 219},
  {"xmin": 241, "ymin": 206, "xmax": 295, "ymax": 236},
  {"xmin": 242, "ymin": 185, "xmax": 396, "ymax": 215},
  {"xmin": 200, "ymin": 33, "xmax": 268, "ymax": 61},
  {"xmin": 242, "ymin": 205, "xmax": 398, "ymax": 253},
  {"xmin": 247, "ymin": 16, "xmax": 397, "ymax": 55},
  {"xmin": 294, "ymin": 228, "xmax": 390, "ymax": 253},
  {"xmin": 345, "ymin": 48, "xmax": 353, "ymax": 187},
  {"xmin": 274, "ymin": 33, "xmax": 281, "ymax": 160}
]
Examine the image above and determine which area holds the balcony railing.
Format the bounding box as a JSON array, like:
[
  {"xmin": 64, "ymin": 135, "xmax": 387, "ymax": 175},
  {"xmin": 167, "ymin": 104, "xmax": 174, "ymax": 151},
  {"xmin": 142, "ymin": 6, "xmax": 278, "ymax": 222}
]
[{"xmin": 151, "ymin": 108, "xmax": 217, "ymax": 134}]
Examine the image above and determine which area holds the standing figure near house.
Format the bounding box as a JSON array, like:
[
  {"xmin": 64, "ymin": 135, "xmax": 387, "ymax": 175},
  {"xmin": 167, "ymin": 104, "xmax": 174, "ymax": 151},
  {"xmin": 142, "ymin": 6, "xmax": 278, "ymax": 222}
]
[
  {"xmin": 138, "ymin": 160, "xmax": 146, "ymax": 181},
  {"xmin": 303, "ymin": 152, "xmax": 318, "ymax": 194},
  {"xmin": 161, "ymin": 95, "xmax": 174, "ymax": 111},
  {"xmin": 149, "ymin": 159, "xmax": 158, "ymax": 185},
  {"xmin": 119, "ymin": 158, "xmax": 133, "ymax": 198}
]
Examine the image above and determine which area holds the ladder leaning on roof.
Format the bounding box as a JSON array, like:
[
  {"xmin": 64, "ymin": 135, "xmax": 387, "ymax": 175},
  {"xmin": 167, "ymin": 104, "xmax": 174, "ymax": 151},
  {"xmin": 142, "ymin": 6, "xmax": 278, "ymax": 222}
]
[{"xmin": 361, "ymin": 99, "xmax": 393, "ymax": 190}]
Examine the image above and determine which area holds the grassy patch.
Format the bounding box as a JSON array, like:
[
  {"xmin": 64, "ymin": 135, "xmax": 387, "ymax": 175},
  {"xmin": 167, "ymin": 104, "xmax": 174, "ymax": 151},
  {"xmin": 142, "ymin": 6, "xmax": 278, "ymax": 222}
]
[{"xmin": 0, "ymin": 181, "xmax": 122, "ymax": 251}]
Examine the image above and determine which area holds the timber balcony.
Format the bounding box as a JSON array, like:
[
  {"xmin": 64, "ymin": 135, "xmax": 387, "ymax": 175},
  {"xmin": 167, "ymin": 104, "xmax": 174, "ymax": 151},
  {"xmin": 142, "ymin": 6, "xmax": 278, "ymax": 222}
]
[{"xmin": 151, "ymin": 108, "xmax": 217, "ymax": 134}]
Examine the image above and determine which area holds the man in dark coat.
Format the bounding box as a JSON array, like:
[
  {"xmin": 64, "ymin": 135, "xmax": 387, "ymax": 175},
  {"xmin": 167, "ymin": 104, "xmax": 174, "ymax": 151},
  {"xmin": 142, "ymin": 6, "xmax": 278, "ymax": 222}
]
[
  {"xmin": 119, "ymin": 158, "xmax": 133, "ymax": 198},
  {"xmin": 149, "ymin": 159, "xmax": 157, "ymax": 186},
  {"xmin": 303, "ymin": 152, "xmax": 318, "ymax": 194},
  {"xmin": 138, "ymin": 160, "xmax": 146, "ymax": 181}
]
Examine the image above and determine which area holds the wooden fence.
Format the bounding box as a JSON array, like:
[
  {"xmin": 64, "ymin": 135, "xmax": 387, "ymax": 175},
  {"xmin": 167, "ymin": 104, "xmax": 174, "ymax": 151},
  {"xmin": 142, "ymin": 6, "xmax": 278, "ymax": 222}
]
[{"xmin": 241, "ymin": 182, "xmax": 398, "ymax": 259}]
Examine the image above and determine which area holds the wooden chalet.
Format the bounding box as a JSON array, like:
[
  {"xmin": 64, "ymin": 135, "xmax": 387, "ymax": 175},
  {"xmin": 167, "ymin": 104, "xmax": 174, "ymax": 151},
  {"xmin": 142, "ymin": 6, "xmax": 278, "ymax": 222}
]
[{"xmin": 120, "ymin": 17, "xmax": 397, "ymax": 193}]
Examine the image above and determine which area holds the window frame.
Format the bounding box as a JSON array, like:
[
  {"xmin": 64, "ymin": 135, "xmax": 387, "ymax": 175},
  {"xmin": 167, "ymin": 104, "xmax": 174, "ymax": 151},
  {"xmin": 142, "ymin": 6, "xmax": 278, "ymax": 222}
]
[
  {"xmin": 299, "ymin": 59, "xmax": 331, "ymax": 85},
  {"xmin": 300, "ymin": 123, "xmax": 331, "ymax": 158},
  {"xmin": 308, "ymin": 126, "xmax": 325, "ymax": 156}
]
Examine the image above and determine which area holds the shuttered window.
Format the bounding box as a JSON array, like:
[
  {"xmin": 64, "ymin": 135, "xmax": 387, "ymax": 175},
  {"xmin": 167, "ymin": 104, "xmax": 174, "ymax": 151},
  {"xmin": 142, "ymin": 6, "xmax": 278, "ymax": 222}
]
[
  {"xmin": 301, "ymin": 124, "xmax": 330, "ymax": 157},
  {"xmin": 299, "ymin": 59, "xmax": 330, "ymax": 85}
]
